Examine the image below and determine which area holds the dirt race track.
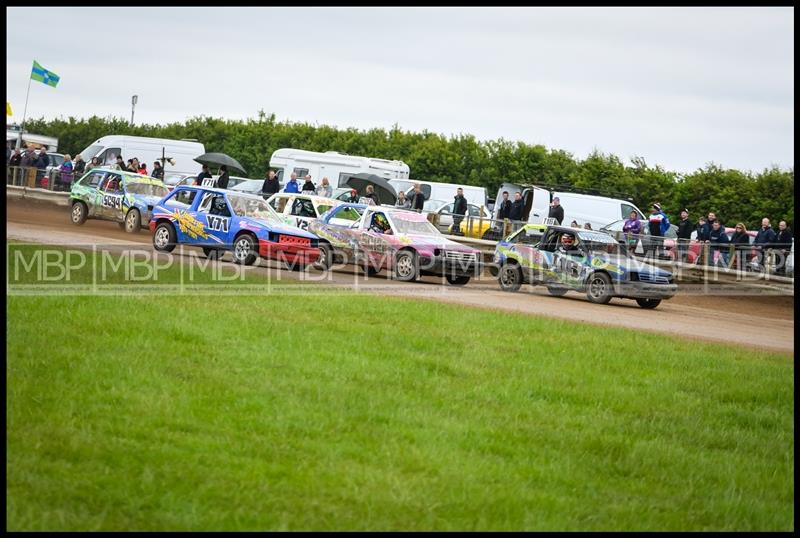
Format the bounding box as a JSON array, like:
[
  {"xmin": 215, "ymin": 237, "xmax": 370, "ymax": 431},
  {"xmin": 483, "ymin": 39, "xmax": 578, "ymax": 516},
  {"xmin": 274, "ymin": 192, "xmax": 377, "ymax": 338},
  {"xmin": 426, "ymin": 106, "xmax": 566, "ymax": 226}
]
[{"xmin": 7, "ymin": 198, "xmax": 795, "ymax": 354}]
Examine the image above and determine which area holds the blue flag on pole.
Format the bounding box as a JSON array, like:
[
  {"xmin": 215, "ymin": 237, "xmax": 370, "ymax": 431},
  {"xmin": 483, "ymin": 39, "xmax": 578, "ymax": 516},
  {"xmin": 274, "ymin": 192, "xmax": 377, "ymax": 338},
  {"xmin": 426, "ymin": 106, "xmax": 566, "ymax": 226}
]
[{"xmin": 31, "ymin": 60, "xmax": 59, "ymax": 88}]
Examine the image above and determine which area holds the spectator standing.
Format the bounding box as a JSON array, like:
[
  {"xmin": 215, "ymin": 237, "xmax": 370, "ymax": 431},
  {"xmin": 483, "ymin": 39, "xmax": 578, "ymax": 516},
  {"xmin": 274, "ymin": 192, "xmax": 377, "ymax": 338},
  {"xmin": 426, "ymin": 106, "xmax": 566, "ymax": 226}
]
[
  {"xmin": 9, "ymin": 148, "xmax": 22, "ymax": 167},
  {"xmin": 548, "ymin": 196, "xmax": 564, "ymax": 225},
  {"xmin": 364, "ymin": 184, "xmax": 380, "ymax": 205},
  {"xmin": 700, "ymin": 212, "xmax": 717, "ymax": 240},
  {"xmin": 346, "ymin": 188, "xmax": 359, "ymax": 203},
  {"xmin": 410, "ymin": 183, "xmax": 425, "ymax": 212},
  {"xmin": 216, "ymin": 165, "xmax": 230, "ymax": 190},
  {"xmin": 73, "ymin": 154, "xmax": 86, "ymax": 176},
  {"xmin": 57, "ymin": 154, "xmax": 74, "ymax": 190},
  {"xmin": 138, "ymin": 163, "xmax": 148, "ymax": 175},
  {"xmin": 316, "ymin": 176, "xmax": 332, "ymax": 198},
  {"xmin": 496, "ymin": 191, "xmax": 511, "ymax": 221},
  {"xmin": 570, "ymin": 220, "xmax": 580, "ymax": 228},
  {"xmin": 452, "ymin": 188, "xmax": 468, "ymax": 236},
  {"xmin": 622, "ymin": 210, "xmax": 642, "ymax": 249},
  {"xmin": 261, "ymin": 170, "xmax": 280, "ymax": 197},
  {"xmin": 395, "ymin": 191, "xmax": 411, "ymax": 209},
  {"xmin": 708, "ymin": 220, "xmax": 730, "ymax": 267},
  {"xmin": 583, "ymin": 222, "xmax": 592, "ymax": 230},
  {"xmin": 196, "ymin": 164, "xmax": 213, "ymax": 186},
  {"xmin": 284, "ymin": 172, "xmax": 300, "ymax": 193},
  {"xmin": 85, "ymin": 157, "xmax": 100, "ymax": 172},
  {"xmin": 730, "ymin": 222, "xmax": 751, "ymax": 270},
  {"xmin": 35, "ymin": 148, "xmax": 49, "ymax": 185},
  {"xmin": 676, "ymin": 209, "xmax": 693, "ymax": 262},
  {"xmin": 509, "ymin": 192, "xmax": 525, "ymax": 230},
  {"xmin": 150, "ymin": 160, "xmax": 164, "ymax": 180},
  {"xmin": 301, "ymin": 174, "xmax": 316, "ymax": 193},
  {"xmin": 695, "ymin": 217, "xmax": 709, "ymax": 265},
  {"xmin": 114, "ymin": 155, "xmax": 126, "ymax": 171},
  {"xmin": 774, "ymin": 220, "xmax": 793, "ymax": 275},
  {"xmin": 647, "ymin": 203, "xmax": 670, "ymax": 257},
  {"xmin": 754, "ymin": 218, "xmax": 777, "ymax": 272},
  {"xmin": 20, "ymin": 146, "xmax": 34, "ymax": 168}
]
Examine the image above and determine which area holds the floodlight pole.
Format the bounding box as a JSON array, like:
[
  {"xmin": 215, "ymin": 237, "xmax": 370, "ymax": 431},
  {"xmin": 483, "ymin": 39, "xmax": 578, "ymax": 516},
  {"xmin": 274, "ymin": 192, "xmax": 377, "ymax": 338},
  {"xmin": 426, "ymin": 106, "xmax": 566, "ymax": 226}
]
[{"xmin": 131, "ymin": 94, "xmax": 138, "ymax": 126}]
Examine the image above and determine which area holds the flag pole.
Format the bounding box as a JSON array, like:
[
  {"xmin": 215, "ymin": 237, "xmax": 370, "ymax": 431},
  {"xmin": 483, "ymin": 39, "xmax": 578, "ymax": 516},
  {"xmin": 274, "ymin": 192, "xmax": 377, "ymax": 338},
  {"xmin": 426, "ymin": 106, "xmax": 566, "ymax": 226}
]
[{"xmin": 16, "ymin": 61, "xmax": 33, "ymax": 150}]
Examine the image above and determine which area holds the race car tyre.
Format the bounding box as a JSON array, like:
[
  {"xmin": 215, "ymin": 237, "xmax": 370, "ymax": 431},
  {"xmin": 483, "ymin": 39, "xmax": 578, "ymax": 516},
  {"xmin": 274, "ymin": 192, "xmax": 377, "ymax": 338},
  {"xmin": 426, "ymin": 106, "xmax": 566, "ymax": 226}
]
[
  {"xmin": 498, "ymin": 263, "xmax": 522, "ymax": 292},
  {"xmin": 71, "ymin": 201, "xmax": 88, "ymax": 226},
  {"xmin": 153, "ymin": 222, "xmax": 177, "ymax": 253},
  {"xmin": 547, "ymin": 286, "xmax": 568, "ymax": 297},
  {"xmin": 394, "ymin": 250, "xmax": 418, "ymax": 281},
  {"xmin": 636, "ymin": 298, "xmax": 661, "ymax": 309},
  {"xmin": 445, "ymin": 274, "xmax": 470, "ymax": 286},
  {"xmin": 233, "ymin": 234, "xmax": 258, "ymax": 266},
  {"xmin": 124, "ymin": 208, "xmax": 141, "ymax": 233},
  {"xmin": 202, "ymin": 247, "xmax": 220, "ymax": 260},
  {"xmin": 586, "ymin": 272, "xmax": 613, "ymax": 304},
  {"xmin": 313, "ymin": 243, "xmax": 332, "ymax": 271}
]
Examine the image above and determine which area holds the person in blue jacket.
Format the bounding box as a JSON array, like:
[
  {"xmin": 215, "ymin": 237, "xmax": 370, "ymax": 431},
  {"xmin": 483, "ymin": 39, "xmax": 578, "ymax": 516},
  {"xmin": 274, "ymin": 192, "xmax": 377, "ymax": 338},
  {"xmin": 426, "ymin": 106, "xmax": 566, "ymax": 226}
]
[
  {"xmin": 284, "ymin": 172, "xmax": 300, "ymax": 193},
  {"xmin": 707, "ymin": 219, "xmax": 730, "ymax": 267}
]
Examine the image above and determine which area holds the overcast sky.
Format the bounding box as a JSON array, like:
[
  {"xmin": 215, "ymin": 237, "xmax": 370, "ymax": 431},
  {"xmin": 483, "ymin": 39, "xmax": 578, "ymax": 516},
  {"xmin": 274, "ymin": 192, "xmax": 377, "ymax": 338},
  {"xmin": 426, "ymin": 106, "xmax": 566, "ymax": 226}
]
[{"xmin": 6, "ymin": 6, "xmax": 794, "ymax": 174}]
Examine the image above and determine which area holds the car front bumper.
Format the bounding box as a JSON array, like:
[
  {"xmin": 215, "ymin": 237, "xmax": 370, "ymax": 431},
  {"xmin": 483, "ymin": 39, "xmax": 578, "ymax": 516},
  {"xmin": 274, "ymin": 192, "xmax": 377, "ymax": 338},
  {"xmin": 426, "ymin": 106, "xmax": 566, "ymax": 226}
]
[
  {"xmin": 614, "ymin": 281, "xmax": 678, "ymax": 299},
  {"xmin": 419, "ymin": 255, "xmax": 483, "ymax": 277},
  {"xmin": 258, "ymin": 239, "xmax": 321, "ymax": 265}
]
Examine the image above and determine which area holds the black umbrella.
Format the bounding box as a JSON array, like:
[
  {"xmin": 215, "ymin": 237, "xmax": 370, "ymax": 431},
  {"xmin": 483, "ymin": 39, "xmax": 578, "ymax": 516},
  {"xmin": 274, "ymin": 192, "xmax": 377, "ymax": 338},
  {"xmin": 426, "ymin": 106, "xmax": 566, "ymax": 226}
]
[
  {"xmin": 342, "ymin": 173, "xmax": 397, "ymax": 205},
  {"xmin": 193, "ymin": 152, "xmax": 247, "ymax": 175}
]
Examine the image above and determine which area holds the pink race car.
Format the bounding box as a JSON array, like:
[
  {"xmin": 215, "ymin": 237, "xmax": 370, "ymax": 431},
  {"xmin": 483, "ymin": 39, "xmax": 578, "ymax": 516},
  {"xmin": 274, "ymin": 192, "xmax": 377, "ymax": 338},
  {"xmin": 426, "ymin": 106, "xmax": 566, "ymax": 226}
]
[{"xmin": 308, "ymin": 203, "xmax": 483, "ymax": 285}]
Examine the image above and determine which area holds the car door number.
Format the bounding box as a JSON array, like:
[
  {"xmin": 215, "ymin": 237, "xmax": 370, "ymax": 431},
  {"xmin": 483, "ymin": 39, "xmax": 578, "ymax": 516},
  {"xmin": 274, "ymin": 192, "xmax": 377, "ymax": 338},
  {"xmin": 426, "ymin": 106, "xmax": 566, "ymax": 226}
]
[
  {"xmin": 102, "ymin": 195, "xmax": 123, "ymax": 209},
  {"xmin": 207, "ymin": 215, "xmax": 230, "ymax": 232}
]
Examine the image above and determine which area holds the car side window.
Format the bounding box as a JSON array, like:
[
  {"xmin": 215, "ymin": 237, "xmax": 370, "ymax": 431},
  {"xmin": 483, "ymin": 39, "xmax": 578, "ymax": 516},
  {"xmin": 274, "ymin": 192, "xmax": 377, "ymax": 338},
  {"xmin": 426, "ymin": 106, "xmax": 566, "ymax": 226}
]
[
  {"xmin": 197, "ymin": 194, "xmax": 231, "ymax": 217},
  {"xmin": 170, "ymin": 190, "xmax": 197, "ymax": 208},
  {"xmin": 621, "ymin": 203, "xmax": 640, "ymax": 220},
  {"xmin": 83, "ymin": 170, "xmax": 106, "ymax": 189},
  {"xmin": 469, "ymin": 205, "xmax": 480, "ymax": 217},
  {"xmin": 316, "ymin": 204, "xmax": 332, "ymax": 216}
]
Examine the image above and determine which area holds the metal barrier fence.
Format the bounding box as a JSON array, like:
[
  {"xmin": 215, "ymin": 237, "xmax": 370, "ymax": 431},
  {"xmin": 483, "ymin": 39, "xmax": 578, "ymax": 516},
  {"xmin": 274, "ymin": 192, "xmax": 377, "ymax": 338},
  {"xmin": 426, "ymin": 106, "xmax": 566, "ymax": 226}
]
[{"xmin": 6, "ymin": 165, "xmax": 81, "ymax": 192}]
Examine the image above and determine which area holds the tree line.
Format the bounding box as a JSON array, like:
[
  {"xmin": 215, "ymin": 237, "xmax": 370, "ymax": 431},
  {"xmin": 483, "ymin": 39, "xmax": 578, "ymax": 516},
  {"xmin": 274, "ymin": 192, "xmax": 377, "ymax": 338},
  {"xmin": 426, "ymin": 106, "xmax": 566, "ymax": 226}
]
[{"xmin": 22, "ymin": 112, "xmax": 794, "ymax": 230}]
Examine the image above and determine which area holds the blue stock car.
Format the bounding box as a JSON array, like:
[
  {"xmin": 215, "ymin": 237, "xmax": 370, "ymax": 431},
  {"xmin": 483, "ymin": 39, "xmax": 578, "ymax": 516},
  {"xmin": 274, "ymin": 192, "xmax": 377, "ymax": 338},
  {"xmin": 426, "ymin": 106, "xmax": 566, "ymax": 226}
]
[
  {"xmin": 149, "ymin": 186, "xmax": 321, "ymax": 268},
  {"xmin": 493, "ymin": 224, "xmax": 677, "ymax": 308}
]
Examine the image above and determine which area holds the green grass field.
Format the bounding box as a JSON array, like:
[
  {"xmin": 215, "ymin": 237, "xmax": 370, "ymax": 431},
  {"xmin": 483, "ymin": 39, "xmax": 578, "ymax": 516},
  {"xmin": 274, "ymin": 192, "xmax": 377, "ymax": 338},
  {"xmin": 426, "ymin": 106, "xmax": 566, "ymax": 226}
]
[{"xmin": 6, "ymin": 245, "xmax": 795, "ymax": 530}]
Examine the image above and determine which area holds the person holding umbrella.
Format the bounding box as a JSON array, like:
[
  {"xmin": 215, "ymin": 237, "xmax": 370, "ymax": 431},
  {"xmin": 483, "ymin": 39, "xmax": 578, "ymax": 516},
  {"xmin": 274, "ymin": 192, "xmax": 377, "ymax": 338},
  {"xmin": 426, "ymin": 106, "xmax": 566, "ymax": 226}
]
[{"xmin": 217, "ymin": 165, "xmax": 230, "ymax": 190}]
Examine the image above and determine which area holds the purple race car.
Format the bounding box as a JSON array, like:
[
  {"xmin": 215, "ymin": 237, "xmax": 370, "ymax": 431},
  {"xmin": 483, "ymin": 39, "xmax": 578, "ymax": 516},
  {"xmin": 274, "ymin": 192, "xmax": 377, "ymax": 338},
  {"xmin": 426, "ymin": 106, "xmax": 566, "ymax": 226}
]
[{"xmin": 308, "ymin": 203, "xmax": 482, "ymax": 285}]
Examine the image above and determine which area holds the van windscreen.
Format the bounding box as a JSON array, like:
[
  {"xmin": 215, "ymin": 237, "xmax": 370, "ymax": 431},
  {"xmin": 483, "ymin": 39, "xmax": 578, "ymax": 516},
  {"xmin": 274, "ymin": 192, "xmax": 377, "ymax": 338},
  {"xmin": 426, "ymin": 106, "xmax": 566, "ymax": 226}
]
[{"xmin": 78, "ymin": 144, "xmax": 104, "ymax": 162}]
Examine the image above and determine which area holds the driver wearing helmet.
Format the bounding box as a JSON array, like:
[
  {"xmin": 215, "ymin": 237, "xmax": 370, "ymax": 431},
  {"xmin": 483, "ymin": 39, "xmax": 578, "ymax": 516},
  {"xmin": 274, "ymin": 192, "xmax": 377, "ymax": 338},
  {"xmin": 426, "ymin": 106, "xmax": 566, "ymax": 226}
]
[
  {"xmin": 211, "ymin": 196, "xmax": 229, "ymax": 216},
  {"xmin": 370, "ymin": 213, "xmax": 393, "ymax": 235},
  {"xmin": 558, "ymin": 231, "xmax": 579, "ymax": 254}
]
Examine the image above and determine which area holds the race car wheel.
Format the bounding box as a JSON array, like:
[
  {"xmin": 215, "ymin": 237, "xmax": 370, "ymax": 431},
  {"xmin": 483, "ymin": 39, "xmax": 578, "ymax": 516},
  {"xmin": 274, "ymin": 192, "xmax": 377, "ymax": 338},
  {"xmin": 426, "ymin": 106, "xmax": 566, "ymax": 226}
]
[
  {"xmin": 636, "ymin": 298, "xmax": 661, "ymax": 309},
  {"xmin": 202, "ymin": 247, "xmax": 220, "ymax": 260},
  {"xmin": 445, "ymin": 274, "xmax": 470, "ymax": 286},
  {"xmin": 394, "ymin": 250, "xmax": 418, "ymax": 281},
  {"xmin": 547, "ymin": 286, "xmax": 568, "ymax": 297},
  {"xmin": 586, "ymin": 272, "xmax": 613, "ymax": 304},
  {"xmin": 70, "ymin": 201, "xmax": 87, "ymax": 226},
  {"xmin": 124, "ymin": 208, "xmax": 141, "ymax": 233},
  {"xmin": 313, "ymin": 243, "xmax": 332, "ymax": 271},
  {"xmin": 153, "ymin": 222, "xmax": 177, "ymax": 253},
  {"xmin": 498, "ymin": 263, "xmax": 522, "ymax": 292},
  {"xmin": 233, "ymin": 234, "xmax": 258, "ymax": 266}
]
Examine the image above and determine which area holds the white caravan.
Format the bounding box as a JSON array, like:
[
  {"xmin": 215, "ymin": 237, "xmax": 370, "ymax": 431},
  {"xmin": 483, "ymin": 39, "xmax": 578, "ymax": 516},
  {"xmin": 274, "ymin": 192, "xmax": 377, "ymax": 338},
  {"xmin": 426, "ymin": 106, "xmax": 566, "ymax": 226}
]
[
  {"xmin": 77, "ymin": 135, "xmax": 205, "ymax": 176},
  {"xmin": 493, "ymin": 182, "xmax": 644, "ymax": 229},
  {"xmin": 269, "ymin": 148, "xmax": 410, "ymax": 187},
  {"xmin": 389, "ymin": 179, "xmax": 489, "ymax": 210}
]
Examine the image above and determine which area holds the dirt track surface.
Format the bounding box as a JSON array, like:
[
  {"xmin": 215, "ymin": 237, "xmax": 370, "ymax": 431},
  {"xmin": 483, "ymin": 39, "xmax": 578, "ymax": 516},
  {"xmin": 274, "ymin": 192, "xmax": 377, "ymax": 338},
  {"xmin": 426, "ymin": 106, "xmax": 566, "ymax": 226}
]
[{"xmin": 7, "ymin": 198, "xmax": 795, "ymax": 354}]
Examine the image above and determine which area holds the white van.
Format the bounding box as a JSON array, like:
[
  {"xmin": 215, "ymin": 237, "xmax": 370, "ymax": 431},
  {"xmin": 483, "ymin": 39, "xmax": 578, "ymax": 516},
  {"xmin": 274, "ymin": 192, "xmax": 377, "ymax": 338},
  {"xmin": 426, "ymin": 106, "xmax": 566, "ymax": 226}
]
[
  {"xmin": 555, "ymin": 191, "xmax": 644, "ymax": 230},
  {"xmin": 389, "ymin": 179, "xmax": 488, "ymax": 209},
  {"xmin": 492, "ymin": 182, "xmax": 644, "ymax": 229},
  {"xmin": 269, "ymin": 148, "xmax": 410, "ymax": 187},
  {"xmin": 78, "ymin": 135, "xmax": 205, "ymax": 176}
]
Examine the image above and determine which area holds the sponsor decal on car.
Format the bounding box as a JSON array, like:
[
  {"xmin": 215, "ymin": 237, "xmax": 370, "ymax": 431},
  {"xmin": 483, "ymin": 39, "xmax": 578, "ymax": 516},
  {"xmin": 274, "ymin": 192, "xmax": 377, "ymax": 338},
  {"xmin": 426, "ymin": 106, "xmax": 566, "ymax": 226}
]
[{"xmin": 171, "ymin": 209, "xmax": 209, "ymax": 240}]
